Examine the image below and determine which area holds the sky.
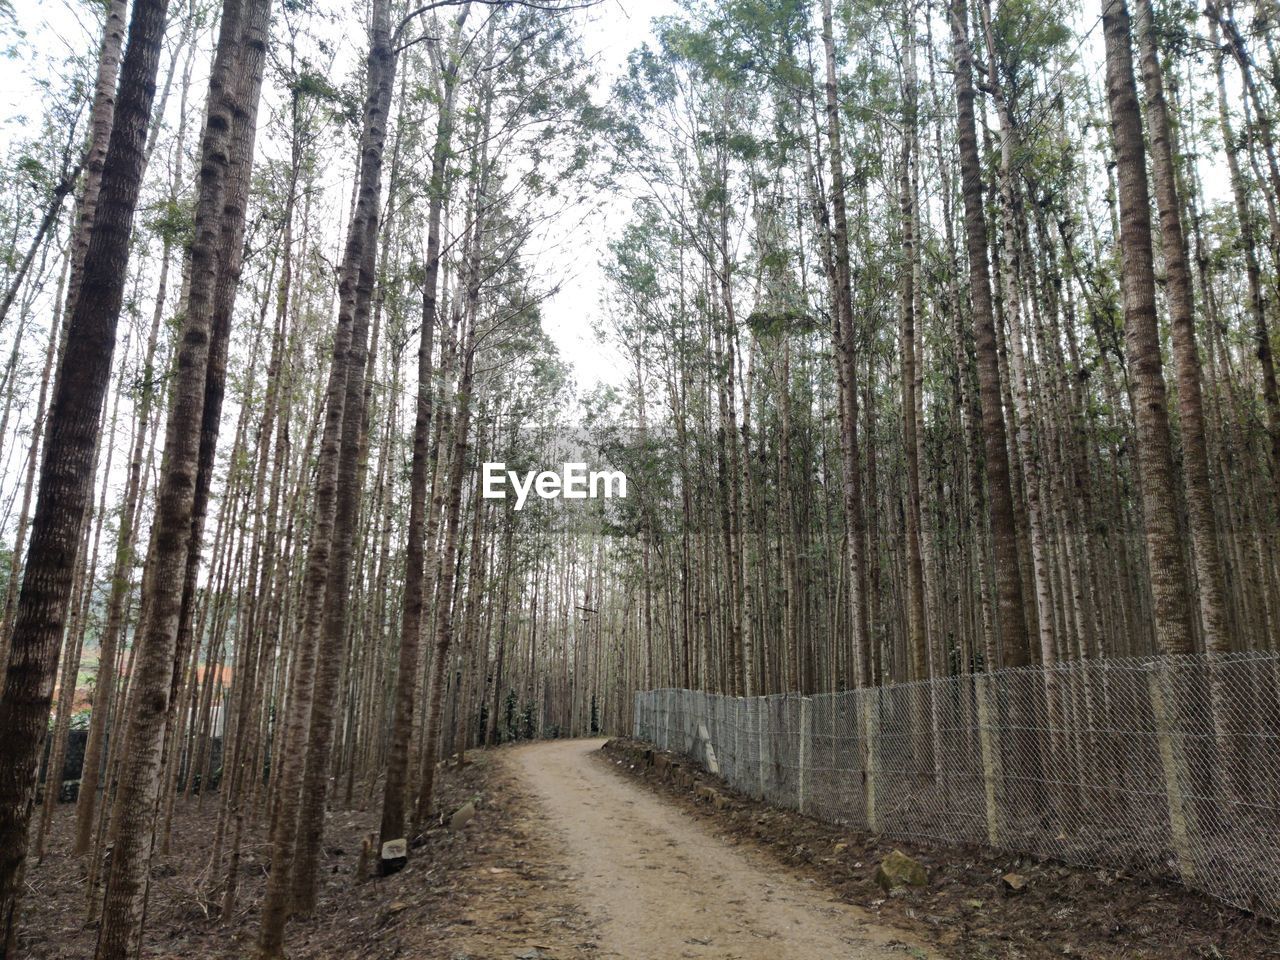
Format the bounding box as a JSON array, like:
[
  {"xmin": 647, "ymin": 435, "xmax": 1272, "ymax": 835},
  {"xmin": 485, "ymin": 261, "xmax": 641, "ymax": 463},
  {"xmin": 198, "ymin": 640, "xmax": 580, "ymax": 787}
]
[
  {"xmin": 526, "ymin": 0, "xmax": 680, "ymax": 394},
  {"xmin": 0, "ymin": 0, "xmax": 1234, "ymax": 403},
  {"xmin": 0, "ymin": 0, "xmax": 681, "ymax": 399},
  {"xmin": 0, "ymin": 0, "xmax": 690, "ymax": 579}
]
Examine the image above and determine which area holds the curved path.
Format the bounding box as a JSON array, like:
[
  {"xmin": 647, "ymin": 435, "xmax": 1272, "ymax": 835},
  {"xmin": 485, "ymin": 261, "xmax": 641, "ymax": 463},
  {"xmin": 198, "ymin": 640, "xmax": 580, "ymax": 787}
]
[{"xmin": 508, "ymin": 738, "xmax": 939, "ymax": 960}]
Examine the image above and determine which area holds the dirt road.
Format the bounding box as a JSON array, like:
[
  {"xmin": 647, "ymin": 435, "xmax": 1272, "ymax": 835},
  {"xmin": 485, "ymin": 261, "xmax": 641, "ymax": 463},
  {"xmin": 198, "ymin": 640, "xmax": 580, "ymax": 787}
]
[{"xmin": 509, "ymin": 738, "xmax": 938, "ymax": 960}]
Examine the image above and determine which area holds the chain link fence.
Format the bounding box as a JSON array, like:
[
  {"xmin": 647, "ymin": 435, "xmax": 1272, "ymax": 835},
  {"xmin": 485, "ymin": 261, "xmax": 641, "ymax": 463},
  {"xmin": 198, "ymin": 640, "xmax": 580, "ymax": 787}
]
[{"xmin": 634, "ymin": 652, "xmax": 1280, "ymax": 919}]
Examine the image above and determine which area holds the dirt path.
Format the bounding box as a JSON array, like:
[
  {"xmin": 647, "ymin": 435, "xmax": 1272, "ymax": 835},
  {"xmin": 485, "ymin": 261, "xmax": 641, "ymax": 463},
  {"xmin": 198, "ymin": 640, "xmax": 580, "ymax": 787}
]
[{"xmin": 509, "ymin": 738, "xmax": 938, "ymax": 960}]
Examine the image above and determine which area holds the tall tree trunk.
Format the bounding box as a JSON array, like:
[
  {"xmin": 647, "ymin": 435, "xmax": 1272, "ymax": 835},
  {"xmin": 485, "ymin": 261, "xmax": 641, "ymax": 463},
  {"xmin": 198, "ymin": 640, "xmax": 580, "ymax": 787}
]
[
  {"xmin": 415, "ymin": 324, "xmax": 476, "ymax": 824},
  {"xmin": 1206, "ymin": 13, "xmax": 1280, "ymax": 520},
  {"xmin": 378, "ymin": 18, "xmax": 464, "ymax": 866},
  {"xmin": 0, "ymin": 0, "xmax": 170, "ymax": 950},
  {"xmin": 93, "ymin": 0, "xmax": 268, "ymax": 954},
  {"xmin": 948, "ymin": 0, "xmax": 1030, "ymax": 667},
  {"xmin": 821, "ymin": 0, "xmax": 872, "ymax": 688},
  {"xmin": 63, "ymin": 0, "xmax": 129, "ymax": 327},
  {"xmin": 1131, "ymin": 0, "xmax": 1230, "ymax": 652},
  {"xmin": 1102, "ymin": 0, "xmax": 1196, "ymax": 656},
  {"xmin": 257, "ymin": 1, "xmax": 394, "ymax": 952},
  {"xmin": 898, "ymin": 11, "xmax": 929, "ymax": 682}
]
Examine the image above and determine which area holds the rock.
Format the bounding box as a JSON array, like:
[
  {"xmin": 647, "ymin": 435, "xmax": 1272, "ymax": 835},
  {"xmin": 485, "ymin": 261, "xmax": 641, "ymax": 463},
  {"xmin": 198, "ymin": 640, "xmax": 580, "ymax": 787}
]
[
  {"xmin": 449, "ymin": 801, "xmax": 476, "ymax": 831},
  {"xmin": 1001, "ymin": 872, "xmax": 1029, "ymax": 894},
  {"xmin": 874, "ymin": 849, "xmax": 928, "ymax": 891},
  {"xmin": 712, "ymin": 793, "xmax": 730, "ymax": 811},
  {"xmin": 379, "ymin": 836, "xmax": 407, "ymax": 877}
]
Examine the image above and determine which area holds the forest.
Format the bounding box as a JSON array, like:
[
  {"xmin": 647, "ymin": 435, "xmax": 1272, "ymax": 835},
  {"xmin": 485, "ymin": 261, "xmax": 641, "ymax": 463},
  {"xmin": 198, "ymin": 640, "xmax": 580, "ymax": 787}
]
[{"xmin": 0, "ymin": 0, "xmax": 1277, "ymax": 955}]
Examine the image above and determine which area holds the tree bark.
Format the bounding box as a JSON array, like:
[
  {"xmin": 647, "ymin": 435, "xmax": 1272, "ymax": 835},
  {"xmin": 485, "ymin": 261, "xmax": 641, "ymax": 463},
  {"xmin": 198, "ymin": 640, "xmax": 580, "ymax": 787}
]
[
  {"xmin": 1102, "ymin": 0, "xmax": 1196, "ymax": 656},
  {"xmin": 93, "ymin": 0, "xmax": 269, "ymax": 953},
  {"xmin": 821, "ymin": 0, "xmax": 872, "ymax": 688},
  {"xmin": 257, "ymin": 1, "xmax": 395, "ymax": 952},
  {"xmin": 1132, "ymin": 0, "xmax": 1230, "ymax": 653},
  {"xmin": 0, "ymin": 0, "xmax": 170, "ymax": 950},
  {"xmin": 948, "ymin": 0, "xmax": 1030, "ymax": 667},
  {"xmin": 378, "ymin": 14, "xmax": 465, "ymax": 864}
]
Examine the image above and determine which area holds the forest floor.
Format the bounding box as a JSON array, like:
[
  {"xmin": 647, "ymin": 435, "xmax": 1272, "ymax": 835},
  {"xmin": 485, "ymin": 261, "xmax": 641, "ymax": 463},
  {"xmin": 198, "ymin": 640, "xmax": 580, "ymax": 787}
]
[
  {"xmin": 508, "ymin": 737, "xmax": 937, "ymax": 959},
  {"xmin": 601, "ymin": 737, "xmax": 1280, "ymax": 959},
  {"xmin": 17, "ymin": 738, "xmax": 1279, "ymax": 959},
  {"xmin": 19, "ymin": 748, "xmax": 592, "ymax": 959}
]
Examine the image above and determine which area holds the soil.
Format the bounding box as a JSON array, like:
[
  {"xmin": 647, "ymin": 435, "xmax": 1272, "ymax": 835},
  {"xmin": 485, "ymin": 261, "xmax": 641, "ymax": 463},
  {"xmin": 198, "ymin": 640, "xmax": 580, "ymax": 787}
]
[
  {"xmin": 17, "ymin": 750, "xmax": 590, "ymax": 959},
  {"xmin": 511, "ymin": 737, "xmax": 938, "ymax": 959},
  {"xmin": 17, "ymin": 739, "xmax": 1278, "ymax": 959},
  {"xmin": 601, "ymin": 736, "xmax": 1280, "ymax": 960}
]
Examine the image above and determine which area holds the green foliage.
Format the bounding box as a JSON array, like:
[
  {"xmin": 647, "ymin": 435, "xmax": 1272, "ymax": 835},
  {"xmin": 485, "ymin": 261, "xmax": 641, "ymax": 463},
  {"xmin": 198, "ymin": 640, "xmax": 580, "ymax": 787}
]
[
  {"xmin": 745, "ymin": 308, "xmax": 820, "ymax": 339},
  {"xmin": 143, "ymin": 197, "xmax": 194, "ymax": 246},
  {"xmin": 991, "ymin": 0, "xmax": 1072, "ymax": 94}
]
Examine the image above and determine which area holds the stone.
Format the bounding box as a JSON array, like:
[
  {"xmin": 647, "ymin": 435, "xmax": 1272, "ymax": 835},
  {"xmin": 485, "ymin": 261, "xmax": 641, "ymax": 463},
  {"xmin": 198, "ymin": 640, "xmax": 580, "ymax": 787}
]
[
  {"xmin": 1001, "ymin": 872, "xmax": 1029, "ymax": 894},
  {"xmin": 379, "ymin": 836, "xmax": 408, "ymax": 876},
  {"xmin": 449, "ymin": 800, "xmax": 476, "ymax": 831},
  {"xmin": 874, "ymin": 849, "xmax": 928, "ymax": 890}
]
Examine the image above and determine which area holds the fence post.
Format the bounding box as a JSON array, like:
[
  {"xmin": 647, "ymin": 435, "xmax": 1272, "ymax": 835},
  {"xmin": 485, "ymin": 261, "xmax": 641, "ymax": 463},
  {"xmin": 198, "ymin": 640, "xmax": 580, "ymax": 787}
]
[
  {"xmin": 758, "ymin": 698, "xmax": 769, "ymax": 800},
  {"xmin": 1147, "ymin": 667, "xmax": 1197, "ymax": 882},
  {"xmin": 737, "ymin": 701, "xmax": 747, "ymax": 788},
  {"xmin": 974, "ymin": 674, "xmax": 1001, "ymax": 846},
  {"xmin": 861, "ymin": 691, "xmax": 879, "ymax": 833},
  {"xmin": 798, "ymin": 697, "xmax": 812, "ymax": 814}
]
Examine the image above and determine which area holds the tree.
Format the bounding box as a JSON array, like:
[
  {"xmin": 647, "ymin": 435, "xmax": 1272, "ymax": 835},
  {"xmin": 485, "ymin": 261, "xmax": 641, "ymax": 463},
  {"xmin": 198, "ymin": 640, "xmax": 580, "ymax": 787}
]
[
  {"xmin": 1102, "ymin": 0, "xmax": 1195, "ymax": 656},
  {"xmin": 378, "ymin": 6, "xmax": 468, "ymax": 871},
  {"xmin": 0, "ymin": 0, "xmax": 171, "ymax": 950},
  {"xmin": 948, "ymin": 0, "xmax": 1030, "ymax": 668},
  {"xmin": 94, "ymin": 0, "xmax": 271, "ymax": 953}
]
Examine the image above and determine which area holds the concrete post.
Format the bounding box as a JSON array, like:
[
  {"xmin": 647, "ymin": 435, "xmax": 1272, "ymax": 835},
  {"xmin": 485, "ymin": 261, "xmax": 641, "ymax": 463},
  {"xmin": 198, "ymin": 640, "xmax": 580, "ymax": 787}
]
[{"xmin": 798, "ymin": 697, "xmax": 812, "ymax": 814}]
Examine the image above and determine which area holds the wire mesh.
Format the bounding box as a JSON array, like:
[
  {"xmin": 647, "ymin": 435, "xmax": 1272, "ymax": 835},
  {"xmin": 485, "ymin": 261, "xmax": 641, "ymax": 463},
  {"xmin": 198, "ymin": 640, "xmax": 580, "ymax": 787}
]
[{"xmin": 633, "ymin": 652, "xmax": 1280, "ymax": 919}]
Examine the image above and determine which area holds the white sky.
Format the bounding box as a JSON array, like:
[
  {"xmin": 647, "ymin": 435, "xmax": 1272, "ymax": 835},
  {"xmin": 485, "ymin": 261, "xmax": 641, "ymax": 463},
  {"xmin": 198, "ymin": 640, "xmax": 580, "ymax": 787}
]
[
  {"xmin": 0, "ymin": 0, "xmax": 1234, "ymax": 401},
  {"xmin": 0, "ymin": 0, "xmax": 680, "ymax": 397},
  {"xmin": 532, "ymin": 0, "xmax": 680, "ymax": 393}
]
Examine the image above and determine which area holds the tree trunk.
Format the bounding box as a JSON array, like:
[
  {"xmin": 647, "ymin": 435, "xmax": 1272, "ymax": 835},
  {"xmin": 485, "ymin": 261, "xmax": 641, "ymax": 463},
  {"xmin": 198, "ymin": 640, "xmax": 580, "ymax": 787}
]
[
  {"xmin": 0, "ymin": 0, "xmax": 170, "ymax": 950},
  {"xmin": 257, "ymin": 2, "xmax": 394, "ymax": 952},
  {"xmin": 1102, "ymin": 0, "xmax": 1196, "ymax": 656},
  {"xmin": 948, "ymin": 0, "xmax": 1030, "ymax": 668},
  {"xmin": 378, "ymin": 18, "xmax": 464, "ymax": 865},
  {"xmin": 821, "ymin": 0, "xmax": 872, "ymax": 688},
  {"xmin": 93, "ymin": 0, "xmax": 268, "ymax": 954}
]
